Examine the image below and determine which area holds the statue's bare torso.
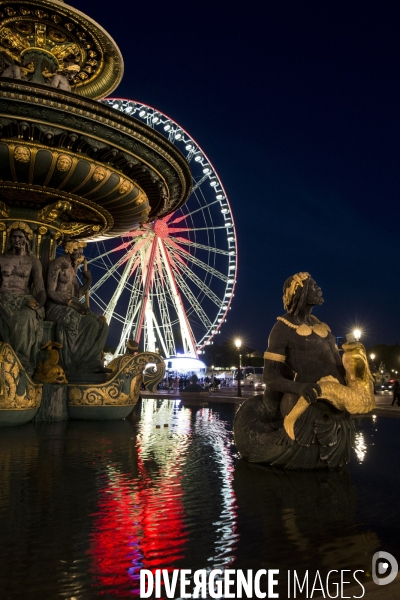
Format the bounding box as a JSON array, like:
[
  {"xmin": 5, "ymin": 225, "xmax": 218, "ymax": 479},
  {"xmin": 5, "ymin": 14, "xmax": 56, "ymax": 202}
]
[
  {"xmin": 47, "ymin": 255, "xmax": 79, "ymax": 303},
  {"xmin": 0, "ymin": 254, "xmax": 41, "ymax": 296},
  {"xmin": 0, "ymin": 227, "xmax": 45, "ymax": 373}
]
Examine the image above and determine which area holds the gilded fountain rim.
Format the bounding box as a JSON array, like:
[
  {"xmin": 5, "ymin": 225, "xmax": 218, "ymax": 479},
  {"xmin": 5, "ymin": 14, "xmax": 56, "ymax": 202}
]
[{"xmin": 0, "ymin": 0, "xmax": 124, "ymax": 99}]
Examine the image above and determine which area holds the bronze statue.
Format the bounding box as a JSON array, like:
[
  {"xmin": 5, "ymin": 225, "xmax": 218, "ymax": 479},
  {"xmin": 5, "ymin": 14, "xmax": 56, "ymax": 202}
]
[
  {"xmin": 0, "ymin": 222, "xmax": 45, "ymax": 374},
  {"xmin": 234, "ymin": 272, "xmax": 375, "ymax": 469},
  {"xmin": 43, "ymin": 62, "xmax": 80, "ymax": 92},
  {"xmin": 0, "ymin": 51, "xmax": 35, "ymax": 81},
  {"xmin": 46, "ymin": 240, "xmax": 109, "ymax": 376}
]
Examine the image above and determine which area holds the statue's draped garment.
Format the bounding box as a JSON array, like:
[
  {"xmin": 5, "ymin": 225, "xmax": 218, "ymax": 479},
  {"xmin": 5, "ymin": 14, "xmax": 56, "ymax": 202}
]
[
  {"xmin": 46, "ymin": 255, "xmax": 108, "ymax": 373},
  {"xmin": 0, "ymin": 291, "xmax": 44, "ymax": 373}
]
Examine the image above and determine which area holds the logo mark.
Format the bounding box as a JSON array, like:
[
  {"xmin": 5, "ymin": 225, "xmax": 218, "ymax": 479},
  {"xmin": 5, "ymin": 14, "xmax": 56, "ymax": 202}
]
[{"xmin": 372, "ymin": 551, "xmax": 398, "ymax": 585}]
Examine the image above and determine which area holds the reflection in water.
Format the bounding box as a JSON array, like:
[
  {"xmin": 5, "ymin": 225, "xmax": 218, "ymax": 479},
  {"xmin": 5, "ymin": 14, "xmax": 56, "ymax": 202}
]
[
  {"xmin": 233, "ymin": 461, "xmax": 379, "ymax": 594},
  {"xmin": 0, "ymin": 403, "xmax": 389, "ymax": 599},
  {"xmin": 88, "ymin": 400, "xmax": 238, "ymax": 597},
  {"xmin": 354, "ymin": 431, "xmax": 367, "ymax": 463},
  {"xmin": 192, "ymin": 407, "xmax": 238, "ymax": 569}
]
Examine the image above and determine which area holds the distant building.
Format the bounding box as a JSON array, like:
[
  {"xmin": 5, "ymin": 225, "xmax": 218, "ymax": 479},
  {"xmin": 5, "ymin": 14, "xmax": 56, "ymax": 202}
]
[{"xmin": 376, "ymin": 362, "xmax": 390, "ymax": 383}]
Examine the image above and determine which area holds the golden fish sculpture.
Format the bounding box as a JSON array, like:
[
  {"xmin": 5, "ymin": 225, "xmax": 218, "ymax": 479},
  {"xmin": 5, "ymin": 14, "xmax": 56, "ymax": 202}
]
[{"xmin": 284, "ymin": 342, "xmax": 376, "ymax": 441}]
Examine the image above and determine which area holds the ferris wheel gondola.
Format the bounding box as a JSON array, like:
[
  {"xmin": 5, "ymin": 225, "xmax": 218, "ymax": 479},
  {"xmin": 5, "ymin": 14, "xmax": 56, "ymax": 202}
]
[{"xmin": 85, "ymin": 99, "xmax": 238, "ymax": 357}]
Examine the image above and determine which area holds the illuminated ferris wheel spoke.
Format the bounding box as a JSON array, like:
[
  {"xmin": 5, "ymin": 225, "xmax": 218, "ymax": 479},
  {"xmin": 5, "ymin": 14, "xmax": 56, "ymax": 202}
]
[
  {"xmin": 172, "ymin": 272, "xmax": 213, "ymax": 329},
  {"xmin": 166, "ymin": 243, "xmax": 229, "ymax": 282},
  {"xmin": 88, "ymin": 251, "xmax": 134, "ymax": 295},
  {"xmin": 171, "ymin": 260, "xmax": 222, "ymax": 307},
  {"xmin": 158, "ymin": 240, "xmax": 197, "ymax": 355},
  {"xmin": 91, "ymin": 98, "xmax": 238, "ymax": 356},
  {"xmin": 187, "ymin": 226, "xmax": 228, "ymax": 232},
  {"xmin": 149, "ymin": 309, "xmax": 170, "ymax": 356},
  {"xmin": 191, "ymin": 174, "xmax": 210, "ymax": 192},
  {"xmin": 154, "ymin": 272, "xmax": 176, "ymax": 356},
  {"xmin": 170, "ymin": 199, "xmax": 220, "ymax": 221},
  {"xmin": 133, "ymin": 239, "xmax": 158, "ymax": 344},
  {"xmin": 172, "ymin": 251, "xmax": 230, "ymax": 286},
  {"xmin": 90, "ymin": 294, "xmax": 109, "ymax": 313},
  {"xmin": 144, "ymin": 297, "xmax": 156, "ymax": 352},
  {"xmin": 86, "ymin": 242, "xmax": 133, "ymax": 264},
  {"xmin": 114, "ymin": 286, "xmax": 142, "ymax": 354},
  {"xmin": 103, "ymin": 251, "xmax": 139, "ymax": 324},
  {"xmin": 170, "ymin": 238, "xmax": 231, "ymax": 256}
]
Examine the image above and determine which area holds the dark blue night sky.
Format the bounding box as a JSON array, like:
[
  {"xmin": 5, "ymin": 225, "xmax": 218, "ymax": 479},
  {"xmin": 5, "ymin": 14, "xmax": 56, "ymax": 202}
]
[{"xmin": 82, "ymin": 0, "xmax": 400, "ymax": 351}]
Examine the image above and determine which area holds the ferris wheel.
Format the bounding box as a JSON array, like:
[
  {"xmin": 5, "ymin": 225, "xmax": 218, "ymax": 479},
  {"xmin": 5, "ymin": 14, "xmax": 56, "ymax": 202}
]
[{"xmin": 85, "ymin": 98, "xmax": 238, "ymax": 358}]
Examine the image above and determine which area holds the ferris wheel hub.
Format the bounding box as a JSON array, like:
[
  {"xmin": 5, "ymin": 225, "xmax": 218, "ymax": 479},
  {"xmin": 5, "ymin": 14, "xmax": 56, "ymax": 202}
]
[{"xmin": 153, "ymin": 219, "xmax": 170, "ymax": 240}]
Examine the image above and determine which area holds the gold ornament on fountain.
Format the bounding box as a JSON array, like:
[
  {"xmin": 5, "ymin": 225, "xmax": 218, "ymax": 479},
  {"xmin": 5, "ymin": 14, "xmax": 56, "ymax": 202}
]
[
  {"xmin": 60, "ymin": 222, "xmax": 98, "ymax": 237},
  {"xmin": 0, "ymin": 27, "xmax": 29, "ymax": 54},
  {"xmin": 118, "ymin": 180, "xmax": 133, "ymax": 195},
  {"xmin": 56, "ymin": 154, "xmax": 72, "ymax": 172},
  {"xmin": 0, "ymin": 202, "xmax": 9, "ymax": 218},
  {"xmin": 7, "ymin": 221, "xmax": 33, "ymax": 240},
  {"xmin": 0, "ymin": 1, "xmax": 123, "ymax": 99},
  {"xmin": 34, "ymin": 341, "xmax": 67, "ymax": 384},
  {"xmin": 283, "ymin": 341, "xmax": 376, "ymax": 441},
  {"xmin": 64, "ymin": 240, "xmax": 86, "ymax": 254},
  {"xmin": 51, "ymin": 42, "xmax": 80, "ymax": 62},
  {"xmin": 92, "ymin": 166, "xmax": 108, "ymax": 182},
  {"xmin": 14, "ymin": 146, "xmax": 31, "ymax": 163},
  {"xmin": 35, "ymin": 23, "xmax": 46, "ymax": 48},
  {"xmin": 38, "ymin": 201, "xmax": 72, "ymax": 223},
  {"xmin": 135, "ymin": 191, "xmax": 147, "ymax": 206},
  {"xmin": 36, "ymin": 226, "xmax": 48, "ymax": 257}
]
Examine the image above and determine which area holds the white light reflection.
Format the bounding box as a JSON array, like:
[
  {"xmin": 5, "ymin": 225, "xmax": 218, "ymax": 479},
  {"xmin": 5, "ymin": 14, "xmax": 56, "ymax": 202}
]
[
  {"xmin": 354, "ymin": 431, "xmax": 367, "ymax": 463},
  {"xmin": 194, "ymin": 408, "xmax": 239, "ymax": 569},
  {"xmin": 138, "ymin": 399, "xmax": 192, "ymax": 464}
]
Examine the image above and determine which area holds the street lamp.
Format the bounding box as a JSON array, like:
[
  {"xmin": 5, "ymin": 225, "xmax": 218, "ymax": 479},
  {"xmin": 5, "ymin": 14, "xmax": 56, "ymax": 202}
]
[
  {"xmin": 235, "ymin": 338, "xmax": 242, "ymax": 398},
  {"xmin": 353, "ymin": 329, "xmax": 361, "ymax": 341},
  {"xmin": 231, "ymin": 366, "xmax": 235, "ymax": 388},
  {"xmin": 369, "ymin": 353, "xmax": 377, "ymax": 393}
]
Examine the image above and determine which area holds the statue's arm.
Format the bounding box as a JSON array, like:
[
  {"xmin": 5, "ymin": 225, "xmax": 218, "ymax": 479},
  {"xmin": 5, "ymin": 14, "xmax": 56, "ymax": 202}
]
[
  {"xmin": 263, "ymin": 323, "xmax": 293, "ymax": 389},
  {"xmin": 31, "ymin": 256, "xmax": 46, "ymax": 308},
  {"xmin": 78, "ymin": 263, "xmax": 92, "ymax": 298},
  {"xmin": 47, "ymin": 260, "xmax": 68, "ymax": 305},
  {"xmin": 263, "ymin": 322, "xmax": 321, "ymax": 403},
  {"xmin": 78, "ymin": 275, "xmax": 91, "ymax": 298}
]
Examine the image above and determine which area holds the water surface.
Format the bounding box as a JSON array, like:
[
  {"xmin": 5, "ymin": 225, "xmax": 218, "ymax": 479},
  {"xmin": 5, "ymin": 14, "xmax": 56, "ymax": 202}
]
[{"xmin": 0, "ymin": 400, "xmax": 398, "ymax": 598}]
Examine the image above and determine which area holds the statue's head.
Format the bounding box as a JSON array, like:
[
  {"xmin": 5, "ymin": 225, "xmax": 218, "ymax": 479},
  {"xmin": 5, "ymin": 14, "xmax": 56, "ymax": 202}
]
[
  {"xmin": 126, "ymin": 339, "xmax": 139, "ymax": 354},
  {"xmin": 14, "ymin": 146, "xmax": 30, "ymax": 163},
  {"xmin": 7, "ymin": 221, "xmax": 33, "ymax": 255},
  {"xmin": 63, "ymin": 239, "xmax": 87, "ymax": 264},
  {"xmin": 56, "ymin": 154, "xmax": 72, "ymax": 172},
  {"xmin": 283, "ymin": 272, "xmax": 323, "ymax": 315}
]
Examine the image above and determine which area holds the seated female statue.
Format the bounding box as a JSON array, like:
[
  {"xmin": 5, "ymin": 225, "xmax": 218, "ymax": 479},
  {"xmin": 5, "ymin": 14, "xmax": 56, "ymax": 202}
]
[
  {"xmin": 46, "ymin": 240, "xmax": 108, "ymax": 376},
  {"xmin": 0, "ymin": 222, "xmax": 45, "ymax": 374},
  {"xmin": 234, "ymin": 272, "xmax": 365, "ymax": 469}
]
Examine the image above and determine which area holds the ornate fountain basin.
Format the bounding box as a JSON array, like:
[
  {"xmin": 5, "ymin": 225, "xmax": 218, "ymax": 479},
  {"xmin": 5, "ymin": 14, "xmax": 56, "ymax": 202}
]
[
  {"xmin": 0, "ymin": 79, "xmax": 192, "ymax": 240},
  {"xmin": 0, "ymin": 342, "xmax": 42, "ymax": 426}
]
